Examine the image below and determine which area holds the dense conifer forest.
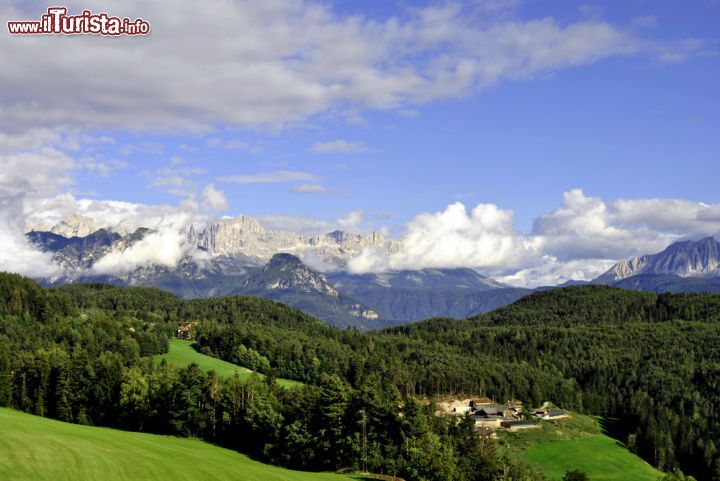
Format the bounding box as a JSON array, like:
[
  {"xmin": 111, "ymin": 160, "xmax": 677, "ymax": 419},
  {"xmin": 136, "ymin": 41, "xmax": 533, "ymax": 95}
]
[{"xmin": 1, "ymin": 272, "xmax": 719, "ymax": 480}]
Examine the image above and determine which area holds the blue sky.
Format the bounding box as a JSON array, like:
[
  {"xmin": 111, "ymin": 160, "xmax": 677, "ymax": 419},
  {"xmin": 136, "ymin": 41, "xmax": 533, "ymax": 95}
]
[
  {"xmin": 57, "ymin": 0, "xmax": 719, "ymax": 232},
  {"xmin": 1, "ymin": 0, "xmax": 720, "ymax": 284}
]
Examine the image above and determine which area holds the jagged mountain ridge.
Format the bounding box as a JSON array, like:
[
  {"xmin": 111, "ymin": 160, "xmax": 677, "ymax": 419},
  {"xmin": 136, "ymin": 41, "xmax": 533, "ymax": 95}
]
[
  {"xmin": 595, "ymin": 237, "xmax": 720, "ymax": 283},
  {"xmin": 188, "ymin": 215, "xmax": 397, "ymax": 269}
]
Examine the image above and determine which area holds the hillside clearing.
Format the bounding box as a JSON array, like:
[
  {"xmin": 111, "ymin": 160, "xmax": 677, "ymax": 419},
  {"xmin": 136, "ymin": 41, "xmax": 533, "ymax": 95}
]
[
  {"xmin": 154, "ymin": 339, "xmax": 303, "ymax": 388},
  {"xmin": 520, "ymin": 429, "xmax": 662, "ymax": 481}
]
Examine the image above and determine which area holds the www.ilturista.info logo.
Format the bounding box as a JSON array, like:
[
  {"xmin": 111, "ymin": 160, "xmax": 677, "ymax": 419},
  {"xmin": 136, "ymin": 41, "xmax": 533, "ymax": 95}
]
[{"xmin": 7, "ymin": 7, "xmax": 150, "ymax": 36}]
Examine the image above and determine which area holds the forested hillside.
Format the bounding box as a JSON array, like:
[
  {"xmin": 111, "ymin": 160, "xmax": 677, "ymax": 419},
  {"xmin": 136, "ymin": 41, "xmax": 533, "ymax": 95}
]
[{"xmin": 2, "ymin": 275, "xmax": 719, "ymax": 479}]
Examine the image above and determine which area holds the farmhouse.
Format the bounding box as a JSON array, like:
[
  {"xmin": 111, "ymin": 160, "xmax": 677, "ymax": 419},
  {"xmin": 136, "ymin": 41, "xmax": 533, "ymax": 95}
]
[
  {"xmin": 177, "ymin": 323, "xmax": 193, "ymax": 339},
  {"xmin": 473, "ymin": 401, "xmax": 524, "ymax": 429},
  {"xmin": 534, "ymin": 403, "xmax": 569, "ymax": 420},
  {"xmin": 439, "ymin": 397, "xmax": 567, "ymax": 432}
]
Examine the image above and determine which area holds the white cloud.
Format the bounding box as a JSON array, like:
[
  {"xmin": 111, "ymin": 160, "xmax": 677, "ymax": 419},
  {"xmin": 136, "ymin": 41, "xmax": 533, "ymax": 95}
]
[
  {"xmin": 23, "ymin": 194, "xmax": 194, "ymax": 236},
  {"xmin": 219, "ymin": 171, "xmax": 318, "ymax": 184},
  {"xmin": 0, "ymin": 148, "xmax": 76, "ymax": 195},
  {"xmin": 338, "ymin": 210, "xmax": 365, "ymax": 228},
  {"xmin": 291, "ymin": 183, "xmax": 327, "ymax": 194},
  {"xmin": 0, "ymin": 1, "xmax": 649, "ymax": 135},
  {"xmin": 347, "ymin": 190, "xmax": 720, "ymax": 287},
  {"xmin": 497, "ymin": 257, "xmax": 617, "ymax": 288},
  {"xmin": 93, "ymin": 206, "xmax": 196, "ymax": 275},
  {"xmin": 348, "ymin": 202, "xmax": 538, "ymax": 274},
  {"xmin": 201, "ymin": 184, "xmax": 228, "ymax": 212},
  {"xmin": 532, "ymin": 190, "xmax": 720, "ymax": 261},
  {"xmin": 0, "ymin": 183, "xmax": 59, "ymax": 277},
  {"xmin": 311, "ymin": 140, "xmax": 369, "ymax": 154}
]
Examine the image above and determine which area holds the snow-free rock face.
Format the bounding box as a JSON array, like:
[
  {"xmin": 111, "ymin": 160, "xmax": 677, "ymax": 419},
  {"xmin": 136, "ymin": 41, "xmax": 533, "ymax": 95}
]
[
  {"xmin": 190, "ymin": 217, "xmax": 396, "ymax": 269},
  {"xmin": 26, "ymin": 214, "xmax": 97, "ymax": 238},
  {"xmin": 50, "ymin": 214, "xmax": 97, "ymax": 238},
  {"xmin": 595, "ymin": 237, "xmax": 720, "ymax": 283}
]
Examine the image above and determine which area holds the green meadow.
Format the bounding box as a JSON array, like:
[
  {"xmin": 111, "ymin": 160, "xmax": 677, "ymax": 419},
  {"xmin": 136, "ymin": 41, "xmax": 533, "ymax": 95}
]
[
  {"xmin": 0, "ymin": 408, "xmax": 353, "ymax": 481},
  {"xmin": 153, "ymin": 339, "xmax": 303, "ymax": 388},
  {"xmin": 506, "ymin": 415, "xmax": 663, "ymax": 481}
]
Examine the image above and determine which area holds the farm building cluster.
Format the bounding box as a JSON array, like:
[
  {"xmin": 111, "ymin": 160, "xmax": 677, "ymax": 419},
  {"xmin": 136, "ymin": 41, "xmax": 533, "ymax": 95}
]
[{"xmin": 439, "ymin": 398, "xmax": 568, "ymax": 432}]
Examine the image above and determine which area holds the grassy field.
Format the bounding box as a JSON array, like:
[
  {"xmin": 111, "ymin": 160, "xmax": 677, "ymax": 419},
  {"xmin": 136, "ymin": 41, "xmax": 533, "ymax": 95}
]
[
  {"xmin": 498, "ymin": 414, "xmax": 662, "ymax": 481},
  {"xmin": 154, "ymin": 339, "xmax": 302, "ymax": 388},
  {"xmin": 0, "ymin": 408, "xmax": 354, "ymax": 481},
  {"xmin": 523, "ymin": 434, "xmax": 662, "ymax": 481}
]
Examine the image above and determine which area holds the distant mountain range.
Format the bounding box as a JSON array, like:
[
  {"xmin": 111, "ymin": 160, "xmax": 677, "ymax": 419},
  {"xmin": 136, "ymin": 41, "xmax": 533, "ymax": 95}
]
[
  {"xmin": 592, "ymin": 236, "xmax": 720, "ymax": 292},
  {"xmin": 22, "ymin": 215, "xmax": 720, "ymax": 328},
  {"xmin": 25, "ymin": 221, "xmax": 530, "ymax": 328}
]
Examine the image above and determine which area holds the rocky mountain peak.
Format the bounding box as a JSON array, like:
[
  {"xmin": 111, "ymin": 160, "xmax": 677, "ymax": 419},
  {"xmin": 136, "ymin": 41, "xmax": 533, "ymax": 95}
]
[
  {"xmin": 45, "ymin": 214, "xmax": 97, "ymax": 238},
  {"xmin": 266, "ymin": 253, "xmax": 305, "ymax": 269},
  {"xmin": 188, "ymin": 215, "xmax": 396, "ymax": 270},
  {"xmin": 595, "ymin": 236, "xmax": 720, "ymax": 283}
]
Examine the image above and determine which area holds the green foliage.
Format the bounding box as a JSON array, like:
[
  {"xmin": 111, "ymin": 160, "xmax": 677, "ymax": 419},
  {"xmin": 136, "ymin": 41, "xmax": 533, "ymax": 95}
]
[
  {"xmin": 0, "ymin": 273, "xmax": 715, "ymax": 480},
  {"xmin": 563, "ymin": 470, "xmax": 588, "ymax": 481}
]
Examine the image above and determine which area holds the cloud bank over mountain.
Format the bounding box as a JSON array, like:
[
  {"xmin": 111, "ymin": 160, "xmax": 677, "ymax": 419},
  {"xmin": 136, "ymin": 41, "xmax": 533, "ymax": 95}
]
[
  {"xmin": 347, "ymin": 189, "xmax": 720, "ymax": 286},
  {"xmin": 5, "ymin": 178, "xmax": 720, "ymax": 286}
]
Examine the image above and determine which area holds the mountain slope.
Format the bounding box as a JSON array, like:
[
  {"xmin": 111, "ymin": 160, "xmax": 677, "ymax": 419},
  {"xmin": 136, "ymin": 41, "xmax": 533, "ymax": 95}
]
[
  {"xmin": 613, "ymin": 274, "xmax": 720, "ymax": 294},
  {"xmin": 234, "ymin": 253, "xmax": 383, "ymax": 328},
  {"xmin": 326, "ymin": 268, "xmax": 529, "ymax": 321},
  {"xmin": 328, "ymin": 268, "xmax": 508, "ymax": 290},
  {"xmin": 0, "ymin": 408, "xmax": 351, "ymax": 481}
]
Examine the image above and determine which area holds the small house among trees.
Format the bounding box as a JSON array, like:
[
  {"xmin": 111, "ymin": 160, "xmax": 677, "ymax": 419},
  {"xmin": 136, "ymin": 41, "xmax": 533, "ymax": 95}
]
[{"xmin": 177, "ymin": 323, "xmax": 192, "ymax": 339}]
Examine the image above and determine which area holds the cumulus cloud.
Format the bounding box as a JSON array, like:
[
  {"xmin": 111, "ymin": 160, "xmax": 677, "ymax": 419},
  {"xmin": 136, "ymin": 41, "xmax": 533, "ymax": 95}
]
[
  {"xmin": 311, "ymin": 140, "xmax": 369, "ymax": 154},
  {"xmin": 0, "ymin": 1, "xmax": 653, "ymax": 135},
  {"xmin": 347, "ymin": 190, "xmax": 720, "ymax": 286},
  {"xmin": 338, "ymin": 210, "xmax": 365, "ymax": 228},
  {"xmin": 0, "ymin": 183, "xmax": 59, "ymax": 277},
  {"xmin": 348, "ymin": 202, "xmax": 538, "ymax": 274},
  {"xmin": 532, "ymin": 190, "xmax": 720, "ymax": 261},
  {"xmin": 92, "ymin": 204, "xmax": 197, "ymax": 275},
  {"xmin": 497, "ymin": 257, "xmax": 616, "ymax": 288},
  {"xmin": 23, "ymin": 194, "xmax": 202, "ymax": 238},
  {"xmin": 201, "ymin": 184, "xmax": 228, "ymax": 212},
  {"xmin": 0, "ymin": 148, "xmax": 76, "ymax": 195}
]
